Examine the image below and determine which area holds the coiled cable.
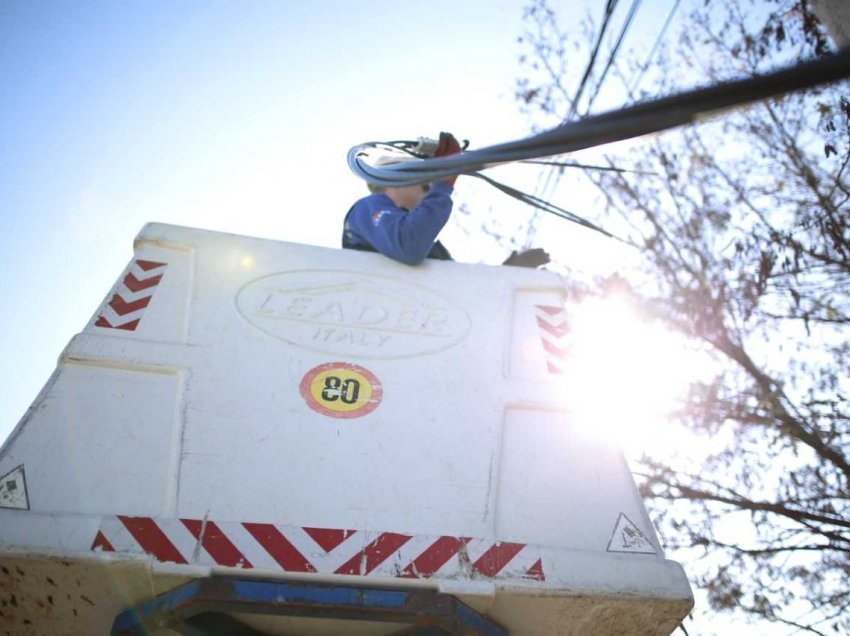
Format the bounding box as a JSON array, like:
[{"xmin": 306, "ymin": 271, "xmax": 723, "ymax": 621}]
[{"xmin": 348, "ymin": 48, "xmax": 850, "ymax": 188}]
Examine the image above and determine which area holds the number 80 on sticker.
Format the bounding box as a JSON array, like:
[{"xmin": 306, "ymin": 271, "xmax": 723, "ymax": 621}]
[{"xmin": 299, "ymin": 362, "xmax": 383, "ymax": 419}]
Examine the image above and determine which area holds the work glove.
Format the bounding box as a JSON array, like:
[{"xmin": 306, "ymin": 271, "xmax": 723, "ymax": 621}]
[
  {"xmin": 502, "ymin": 248, "xmax": 551, "ymax": 268},
  {"xmin": 435, "ymin": 132, "xmax": 461, "ymax": 157},
  {"xmin": 434, "ymin": 131, "xmax": 461, "ymax": 185}
]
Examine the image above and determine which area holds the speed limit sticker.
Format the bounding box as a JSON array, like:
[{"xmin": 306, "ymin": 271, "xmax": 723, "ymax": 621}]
[{"xmin": 299, "ymin": 362, "xmax": 383, "ymax": 419}]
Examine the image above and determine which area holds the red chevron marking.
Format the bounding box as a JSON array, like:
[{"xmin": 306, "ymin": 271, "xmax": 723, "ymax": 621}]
[
  {"xmin": 472, "ymin": 541, "xmax": 526, "ymax": 577},
  {"xmin": 91, "ymin": 530, "xmax": 115, "ymax": 552},
  {"xmin": 123, "ymin": 271, "xmax": 163, "ymax": 292},
  {"xmin": 546, "ymin": 360, "xmax": 564, "ymax": 374},
  {"xmin": 95, "ymin": 260, "xmax": 166, "ymax": 329},
  {"xmin": 542, "ymin": 337, "xmax": 570, "ymax": 360},
  {"xmin": 93, "ymin": 517, "xmax": 538, "ymax": 583},
  {"xmin": 95, "ymin": 316, "xmax": 141, "ymax": 331},
  {"xmin": 334, "ymin": 532, "xmax": 413, "ymax": 576},
  {"xmin": 535, "ymin": 304, "xmax": 564, "ymax": 316},
  {"xmin": 136, "ymin": 260, "xmax": 166, "ymax": 271},
  {"xmin": 524, "ymin": 558, "xmax": 546, "ymax": 581},
  {"xmin": 398, "ymin": 536, "xmax": 470, "ymax": 579},
  {"xmin": 182, "ymin": 519, "xmax": 253, "ymax": 569},
  {"xmin": 118, "ymin": 516, "xmax": 187, "ymax": 564},
  {"xmin": 303, "ymin": 527, "xmax": 356, "ymax": 553},
  {"xmin": 536, "ymin": 315, "xmax": 569, "ymax": 338},
  {"xmin": 242, "ymin": 522, "xmax": 316, "ymax": 572},
  {"xmin": 108, "ymin": 293, "xmax": 152, "ymax": 316}
]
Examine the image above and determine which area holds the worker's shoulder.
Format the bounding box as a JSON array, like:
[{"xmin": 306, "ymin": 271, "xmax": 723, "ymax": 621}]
[{"xmin": 349, "ymin": 193, "xmax": 395, "ymax": 216}]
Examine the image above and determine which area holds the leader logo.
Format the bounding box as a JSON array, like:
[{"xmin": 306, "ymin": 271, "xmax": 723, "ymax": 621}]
[{"xmin": 237, "ymin": 270, "xmax": 470, "ymax": 359}]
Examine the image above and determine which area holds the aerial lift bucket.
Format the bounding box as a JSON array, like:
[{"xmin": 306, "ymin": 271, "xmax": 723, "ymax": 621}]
[{"xmin": 0, "ymin": 223, "xmax": 693, "ymax": 634}]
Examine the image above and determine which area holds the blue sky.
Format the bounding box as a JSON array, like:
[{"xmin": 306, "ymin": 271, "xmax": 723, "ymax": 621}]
[
  {"xmin": 1, "ymin": 0, "xmax": 557, "ymax": 443},
  {"xmin": 4, "ymin": 0, "xmax": 700, "ymax": 444}
]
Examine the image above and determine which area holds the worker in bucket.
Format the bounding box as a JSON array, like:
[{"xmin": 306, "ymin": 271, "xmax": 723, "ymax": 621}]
[{"xmin": 343, "ymin": 132, "xmax": 550, "ymax": 268}]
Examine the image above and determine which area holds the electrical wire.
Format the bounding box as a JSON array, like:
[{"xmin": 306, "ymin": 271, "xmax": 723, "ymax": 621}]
[
  {"xmin": 348, "ymin": 49, "xmax": 850, "ymax": 239},
  {"xmin": 567, "ymin": 0, "xmax": 620, "ymax": 121},
  {"xmin": 537, "ymin": 0, "xmax": 620, "ymax": 204},
  {"xmin": 520, "ymin": 159, "xmax": 657, "ymax": 175},
  {"xmin": 627, "ymin": 0, "xmax": 683, "ymax": 100},
  {"xmin": 348, "ymin": 48, "xmax": 850, "ymax": 188},
  {"xmin": 469, "ymin": 172, "xmax": 618, "ymax": 240},
  {"xmin": 583, "ymin": 0, "xmax": 643, "ymax": 115}
]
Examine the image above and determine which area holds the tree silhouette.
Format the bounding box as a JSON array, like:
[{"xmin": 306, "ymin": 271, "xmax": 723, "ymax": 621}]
[{"xmin": 515, "ymin": 1, "xmax": 849, "ymax": 632}]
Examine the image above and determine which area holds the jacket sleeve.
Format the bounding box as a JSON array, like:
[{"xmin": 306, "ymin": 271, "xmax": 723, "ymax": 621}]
[{"xmin": 345, "ymin": 182, "xmax": 454, "ymax": 265}]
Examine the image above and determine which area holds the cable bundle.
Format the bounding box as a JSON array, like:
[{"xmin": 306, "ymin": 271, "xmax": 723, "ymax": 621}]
[{"xmin": 347, "ymin": 49, "xmax": 850, "ymax": 238}]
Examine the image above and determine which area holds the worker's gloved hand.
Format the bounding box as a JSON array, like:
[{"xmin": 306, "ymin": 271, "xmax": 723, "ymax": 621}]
[
  {"xmin": 435, "ymin": 132, "xmax": 461, "ymax": 185},
  {"xmin": 435, "ymin": 132, "xmax": 461, "ymax": 157},
  {"xmin": 502, "ymin": 248, "xmax": 551, "ymax": 268}
]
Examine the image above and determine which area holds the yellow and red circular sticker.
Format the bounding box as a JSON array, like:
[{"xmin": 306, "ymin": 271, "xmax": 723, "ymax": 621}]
[{"xmin": 300, "ymin": 362, "xmax": 382, "ymax": 419}]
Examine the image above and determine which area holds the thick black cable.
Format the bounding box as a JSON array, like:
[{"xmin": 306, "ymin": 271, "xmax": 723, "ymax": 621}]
[
  {"xmin": 348, "ymin": 48, "xmax": 850, "ymax": 243},
  {"xmin": 348, "ymin": 48, "xmax": 850, "ymax": 187}
]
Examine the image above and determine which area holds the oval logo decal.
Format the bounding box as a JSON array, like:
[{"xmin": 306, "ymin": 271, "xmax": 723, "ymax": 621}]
[{"xmin": 236, "ymin": 270, "xmax": 470, "ymax": 358}]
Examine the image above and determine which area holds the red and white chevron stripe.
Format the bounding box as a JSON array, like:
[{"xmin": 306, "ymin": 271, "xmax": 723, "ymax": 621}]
[
  {"xmin": 94, "ymin": 260, "xmax": 167, "ymax": 331},
  {"xmin": 535, "ymin": 304, "xmax": 571, "ymax": 374},
  {"xmin": 91, "ymin": 516, "xmax": 544, "ymax": 582}
]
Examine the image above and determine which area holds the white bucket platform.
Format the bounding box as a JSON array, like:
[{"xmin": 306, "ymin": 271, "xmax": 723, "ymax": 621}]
[{"xmin": 0, "ymin": 223, "xmax": 693, "ymax": 634}]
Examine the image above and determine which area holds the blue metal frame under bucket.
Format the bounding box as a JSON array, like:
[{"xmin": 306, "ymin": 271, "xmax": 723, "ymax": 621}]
[{"xmin": 110, "ymin": 577, "xmax": 509, "ymax": 636}]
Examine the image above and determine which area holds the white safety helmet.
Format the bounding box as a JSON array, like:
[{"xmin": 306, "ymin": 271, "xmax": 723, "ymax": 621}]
[{"xmin": 366, "ymin": 154, "xmax": 421, "ymax": 193}]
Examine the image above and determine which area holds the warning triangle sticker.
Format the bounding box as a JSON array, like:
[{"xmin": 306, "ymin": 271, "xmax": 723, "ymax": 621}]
[
  {"xmin": 523, "ymin": 558, "xmax": 546, "ymax": 581},
  {"xmin": 0, "ymin": 464, "xmax": 29, "ymax": 510},
  {"xmin": 606, "ymin": 512, "xmax": 656, "ymax": 554}
]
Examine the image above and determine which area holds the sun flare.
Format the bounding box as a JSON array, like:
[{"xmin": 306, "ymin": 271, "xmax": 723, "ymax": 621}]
[{"xmin": 560, "ymin": 296, "xmax": 712, "ymax": 460}]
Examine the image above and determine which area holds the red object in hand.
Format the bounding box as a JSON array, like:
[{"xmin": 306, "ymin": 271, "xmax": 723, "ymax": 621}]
[
  {"xmin": 434, "ymin": 132, "xmax": 461, "ymax": 185},
  {"xmin": 435, "ymin": 132, "xmax": 461, "ymax": 157}
]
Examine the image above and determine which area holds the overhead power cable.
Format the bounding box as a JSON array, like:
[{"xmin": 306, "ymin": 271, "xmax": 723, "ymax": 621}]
[
  {"xmin": 538, "ymin": 0, "xmax": 622, "ymax": 203},
  {"xmin": 521, "ymin": 159, "xmax": 657, "ymax": 175},
  {"xmin": 348, "ymin": 49, "xmax": 850, "ymax": 190},
  {"xmin": 627, "ymin": 0, "xmax": 682, "ymax": 100},
  {"xmin": 469, "ymin": 172, "xmax": 617, "ymax": 240},
  {"xmin": 583, "ymin": 0, "xmax": 643, "ymax": 115},
  {"xmin": 567, "ymin": 0, "xmax": 620, "ymax": 121},
  {"xmin": 536, "ymin": 0, "xmax": 642, "ymax": 208}
]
